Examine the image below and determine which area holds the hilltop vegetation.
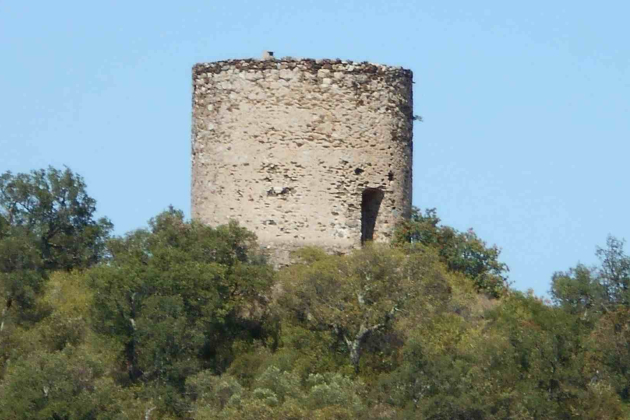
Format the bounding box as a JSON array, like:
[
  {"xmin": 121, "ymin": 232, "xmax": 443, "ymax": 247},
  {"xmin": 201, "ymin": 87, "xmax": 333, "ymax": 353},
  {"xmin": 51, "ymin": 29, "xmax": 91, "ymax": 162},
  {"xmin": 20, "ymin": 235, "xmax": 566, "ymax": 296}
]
[{"xmin": 1, "ymin": 167, "xmax": 629, "ymax": 419}]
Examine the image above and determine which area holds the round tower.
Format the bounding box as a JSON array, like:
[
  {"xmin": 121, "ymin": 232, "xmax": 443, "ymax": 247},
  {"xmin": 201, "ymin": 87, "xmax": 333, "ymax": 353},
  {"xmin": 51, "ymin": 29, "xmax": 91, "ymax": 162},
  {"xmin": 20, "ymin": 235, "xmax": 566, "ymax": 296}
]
[{"xmin": 191, "ymin": 54, "xmax": 413, "ymax": 264}]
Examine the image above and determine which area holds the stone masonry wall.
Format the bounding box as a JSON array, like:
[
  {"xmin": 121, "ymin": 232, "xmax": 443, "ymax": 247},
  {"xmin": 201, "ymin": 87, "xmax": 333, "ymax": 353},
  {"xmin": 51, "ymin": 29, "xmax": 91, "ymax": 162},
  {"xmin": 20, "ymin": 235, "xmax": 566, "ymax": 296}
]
[{"xmin": 191, "ymin": 57, "xmax": 413, "ymax": 264}]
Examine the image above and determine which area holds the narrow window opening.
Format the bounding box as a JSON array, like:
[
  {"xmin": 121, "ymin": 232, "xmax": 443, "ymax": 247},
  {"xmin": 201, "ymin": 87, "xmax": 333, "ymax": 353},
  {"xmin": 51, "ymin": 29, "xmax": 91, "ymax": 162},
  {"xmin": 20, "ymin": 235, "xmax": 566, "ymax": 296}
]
[{"xmin": 361, "ymin": 188, "xmax": 384, "ymax": 244}]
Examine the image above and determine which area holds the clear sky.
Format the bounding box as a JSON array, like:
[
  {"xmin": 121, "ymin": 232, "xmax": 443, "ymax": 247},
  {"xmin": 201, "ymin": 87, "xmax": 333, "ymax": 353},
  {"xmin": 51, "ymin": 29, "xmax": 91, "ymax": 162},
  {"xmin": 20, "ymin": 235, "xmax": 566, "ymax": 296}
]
[{"xmin": 1, "ymin": 1, "xmax": 629, "ymax": 296}]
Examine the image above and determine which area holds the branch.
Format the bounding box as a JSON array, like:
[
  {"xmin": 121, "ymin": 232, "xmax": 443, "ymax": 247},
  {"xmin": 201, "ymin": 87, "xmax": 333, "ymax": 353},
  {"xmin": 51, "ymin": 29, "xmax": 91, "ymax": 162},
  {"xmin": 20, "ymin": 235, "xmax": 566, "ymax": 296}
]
[
  {"xmin": 0, "ymin": 297, "xmax": 12, "ymax": 333},
  {"xmin": 144, "ymin": 406, "xmax": 156, "ymax": 420}
]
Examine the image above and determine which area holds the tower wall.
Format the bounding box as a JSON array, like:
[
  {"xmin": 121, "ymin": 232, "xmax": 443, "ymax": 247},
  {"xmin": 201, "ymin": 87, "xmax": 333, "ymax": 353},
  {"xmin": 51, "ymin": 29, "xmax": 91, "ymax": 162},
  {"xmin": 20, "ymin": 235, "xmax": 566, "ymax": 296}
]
[{"xmin": 191, "ymin": 57, "xmax": 413, "ymax": 264}]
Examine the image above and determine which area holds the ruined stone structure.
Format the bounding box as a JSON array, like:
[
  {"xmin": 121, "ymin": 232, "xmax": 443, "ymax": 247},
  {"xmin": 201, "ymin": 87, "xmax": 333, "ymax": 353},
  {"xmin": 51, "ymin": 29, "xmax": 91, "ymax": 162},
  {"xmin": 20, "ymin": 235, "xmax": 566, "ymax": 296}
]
[{"xmin": 191, "ymin": 53, "xmax": 413, "ymax": 264}]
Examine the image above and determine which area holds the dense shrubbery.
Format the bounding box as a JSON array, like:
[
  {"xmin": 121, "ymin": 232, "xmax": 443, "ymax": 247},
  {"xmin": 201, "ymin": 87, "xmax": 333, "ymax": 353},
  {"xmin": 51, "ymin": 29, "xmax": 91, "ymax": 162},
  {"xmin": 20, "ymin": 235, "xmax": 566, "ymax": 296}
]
[{"xmin": 1, "ymin": 167, "xmax": 630, "ymax": 418}]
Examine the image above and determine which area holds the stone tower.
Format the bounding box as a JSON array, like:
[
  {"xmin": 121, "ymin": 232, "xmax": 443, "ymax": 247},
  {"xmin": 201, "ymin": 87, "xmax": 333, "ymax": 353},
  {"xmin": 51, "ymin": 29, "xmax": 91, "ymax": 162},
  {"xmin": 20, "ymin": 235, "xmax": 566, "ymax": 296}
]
[{"xmin": 191, "ymin": 54, "xmax": 413, "ymax": 264}]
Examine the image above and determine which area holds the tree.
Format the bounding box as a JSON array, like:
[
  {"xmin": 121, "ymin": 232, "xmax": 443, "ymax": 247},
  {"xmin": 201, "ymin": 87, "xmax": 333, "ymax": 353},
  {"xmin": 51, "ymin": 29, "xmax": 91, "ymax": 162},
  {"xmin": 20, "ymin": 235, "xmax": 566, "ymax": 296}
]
[
  {"xmin": 596, "ymin": 236, "xmax": 630, "ymax": 306},
  {"xmin": 552, "ymin": 236, "xmax": 630, "ymax": 317},
  {"xmin": 279, "ymin": 245, "xmax": 452, "ymax": 372},
  {"xmin": 551, "ymin": 264, "xmax": 605, "ymax": 321},
  {"xmin": 551, "ymin": 236, "xmax": 630, "ymax": 406},
  {"xmin": 379, "ymin": 293, "xmax": 626, "ymax": 419},
  {"xmin": 0, "ymin": 345, "xmax": 144, "ymax": 419},
  {"xmin": 0, "ymin": 167, "xmax": 112, "ymax": 331},
  {"xmin": 585, "ymin": 308, "xmax": 630, "ymax": 401},
  {"xmin": 393, "ymin": 207, "xmax": 508, "ymax": 297},
  {"xmin": 89, "ymin": 208, "xmax": 274, "ymax": 403},
  {"xmin": 0, "ymin": 166, "xmax": 112, "ymax": 271},
  {"xmin": 0, "ymin": 227, "xmax": 44, "ymax": 331},
  {"xmin": 187, "ymin": 368, "xmax": 367, "ymax": 419}
]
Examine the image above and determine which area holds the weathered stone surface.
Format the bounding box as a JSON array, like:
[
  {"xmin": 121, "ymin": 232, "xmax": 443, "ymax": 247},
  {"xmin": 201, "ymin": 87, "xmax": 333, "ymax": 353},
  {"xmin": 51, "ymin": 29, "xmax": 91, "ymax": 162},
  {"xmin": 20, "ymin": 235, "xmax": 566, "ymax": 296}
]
[{"xmin": 191, "ymin": 57, "xmax": 414, "ymax": 265}]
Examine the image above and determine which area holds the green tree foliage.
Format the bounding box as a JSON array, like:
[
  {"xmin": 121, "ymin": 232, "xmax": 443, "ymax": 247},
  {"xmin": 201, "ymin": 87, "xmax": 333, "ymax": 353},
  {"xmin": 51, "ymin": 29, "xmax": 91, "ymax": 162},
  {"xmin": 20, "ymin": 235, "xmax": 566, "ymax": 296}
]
[
  {"xmin": 551, "ymin": 236, "xmax": 630, "ymax": 407},
  {"xmin": 379, "ymin": 293, "xmax": 625, "ymax": 419},
  {"xmin": 88, "ymin": 208, "xmax": 274, "ymax": 398},
  {"xmin": 0, "ymin": 227, "xmax": 45, "ymax": 329},
  {"xmin": 0, "ymin": 167, "xmax": 112, "ymax": 271},
  {"xmin": 0, "ymin": 166, "xmax": 111, "ymax": 331},
  {"xmin": 0, "ymin": 346, "xmax": 143, "ymax": 419},
  {"xmin": 550, "ymin": 264, "xmax": 604, "ymax": 321},
  {"xmin": 0, "ymin": 270, "xmax": 146, "ymax": 419},
  {"xmin": 4, "ymin": 167, "xmax": 630, "ymax": 419},
  {"xmin": 587, "ymin": 308, "xmax": 630, "ymax": 401},
  {"xmin": 552, "ymin": 236, "xmax": 630, "ymax": 317},
  {"xmin": 187, "ymin": 369, "xmax": 367, "ymax": 420},
  {"xmin": 279, "ymin": 245, "xmax": 452, "ymax": 372},
  {"xmin": 393, "ymin": 207, "xmax": 508, "ymax": 296},
  {"xmin": 596, "ymin": 236, "xmax": 630, "ymax": 306}
]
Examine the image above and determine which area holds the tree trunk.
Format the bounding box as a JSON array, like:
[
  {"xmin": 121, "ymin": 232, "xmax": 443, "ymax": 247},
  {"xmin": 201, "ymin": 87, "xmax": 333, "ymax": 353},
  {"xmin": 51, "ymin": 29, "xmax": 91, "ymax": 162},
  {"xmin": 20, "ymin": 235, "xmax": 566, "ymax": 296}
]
[
  {"xmin": 344, "ymin": 323, "xmax": 383, "ymax": 373},
  {"xmin": 0, "ymin": 298, "xmax": 10, "ymax": 332},
  {"xmin": 348, "ymin": 338, "xmax": 362, "ymax": 373},
  {"xmin": 0, "ymin": 307, "xmax": 6, "ymax": 332}
]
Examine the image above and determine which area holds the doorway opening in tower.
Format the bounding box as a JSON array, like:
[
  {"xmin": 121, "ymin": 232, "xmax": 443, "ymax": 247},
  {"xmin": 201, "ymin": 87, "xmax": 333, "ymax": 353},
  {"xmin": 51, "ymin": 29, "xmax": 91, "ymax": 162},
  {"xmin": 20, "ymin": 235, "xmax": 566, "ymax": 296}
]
[{"xmin": 361, "ymin": 188, "xmax": 385, "ymax": 244}]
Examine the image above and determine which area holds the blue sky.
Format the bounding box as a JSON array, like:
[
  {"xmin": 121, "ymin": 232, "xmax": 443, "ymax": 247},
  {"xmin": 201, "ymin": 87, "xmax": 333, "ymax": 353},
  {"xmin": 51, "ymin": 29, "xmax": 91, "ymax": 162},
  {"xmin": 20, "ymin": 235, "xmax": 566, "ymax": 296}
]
[{"xmin": 1, "ymin": 1, "xmax": 629, "ymax": 296}]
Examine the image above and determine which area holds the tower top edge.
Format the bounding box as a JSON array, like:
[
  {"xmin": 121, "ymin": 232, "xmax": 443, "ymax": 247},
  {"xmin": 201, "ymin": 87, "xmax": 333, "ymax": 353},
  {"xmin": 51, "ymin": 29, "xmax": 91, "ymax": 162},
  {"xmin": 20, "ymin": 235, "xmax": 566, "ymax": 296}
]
[{"xmin": 192, "ymin": 57, "xmax": 413, "ymax": 78}]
